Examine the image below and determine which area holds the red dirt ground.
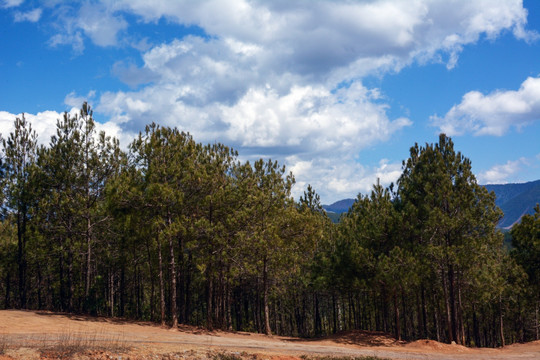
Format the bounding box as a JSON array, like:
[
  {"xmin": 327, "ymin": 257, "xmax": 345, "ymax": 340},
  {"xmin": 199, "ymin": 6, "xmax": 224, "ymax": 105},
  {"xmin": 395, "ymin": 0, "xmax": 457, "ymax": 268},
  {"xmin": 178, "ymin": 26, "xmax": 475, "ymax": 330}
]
[{"xmin": 0, "ymin": 310, "xmax": 539, "ymax": 359}]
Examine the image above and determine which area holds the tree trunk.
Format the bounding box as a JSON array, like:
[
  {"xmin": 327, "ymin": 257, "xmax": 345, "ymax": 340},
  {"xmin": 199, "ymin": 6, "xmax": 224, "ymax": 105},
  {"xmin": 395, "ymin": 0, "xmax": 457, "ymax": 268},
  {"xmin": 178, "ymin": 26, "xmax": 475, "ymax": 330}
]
[
  {"xmin": 185, "ymin": 253, "xmax": 192, "ymax": 323},
  {"xmin": 59, "ymin": 245, "xmax": 65, "ymax": 312},
  {"xmin": 401, "ymin": 289, "xmax": 408, "ymax": 339},
  {"xmin": 314, "ymin": 293, "xmax": 321, "ymax": 335},
  {"xmin": 17, "ymin": 210, "xmax": 27, "ymax": 309},
  {"xmin": 499, "ymin": 295, "xmax": 505, "ymax": 347},
  {"xmin": 4, "ymin": 271, "xmax": 11, "ymax": 309},
  {"xmin": 146, "ymin": 237, "xmax": 155, "ymax": 321},
  {"xmin": 448, "ymin": 265, "xmax": 458, "ymax": 343},
  {"xmin": 37, "ymin": 266, "xmax": 42, "ymax": 309},
  {"xmin": 394, "ymin": 290, "xmax": 401, "ymax": 341},
  {"xmin": 157, "ymin": 235, "xmax": 166, "ymax": 326},
  {"xmin": 534, "ymin": 300, "xmax": 540, "ymax": 340},
  {"xmin": 207, "ymin": 273, "xmax": 214, "ymax": 330},
  {"xmin": 226, "ymin": 282, "xmax": 233, "ymax": 331},
  {"xmin": 263, "ymin": 256, "xmax": 272, "ymax": 335},
  {"xmin": 85, "ymin": 215, "xmax": 92, "ymax": 310},
  {"xmin": 473, "ymin": 306, "xmax": 480, "ymax": 347},
  {"xmin": 120, "ymin": 264, "xmax": 126, "ymax": 317},
  {"xmin": 457, "ymin": 276, "xmax": 465, "ymax": 345},
  {"xmin": 441, "ymin": 267, "xmax": 454, "ymax": 343},
  {"xmin": 68, "ymin": 246, "xmax": 74, "ymax": 312},
  {"xmin": 332, "ymin": 292, "xmax": 337, "ymax": 334},
  {"xmin": 433, "ymin": 293, "xmax": 441, "ymax": 342},
  {"xmin": 109, "ymin": 270, "xmax": 114, "ymax": 317},
  {"xmin": 421, "ymin": 285, "xmax": 428, "ymax": 338},
  {"xmin": 168, "ymin": 228, "xmax": 178, "ymax": 329}
]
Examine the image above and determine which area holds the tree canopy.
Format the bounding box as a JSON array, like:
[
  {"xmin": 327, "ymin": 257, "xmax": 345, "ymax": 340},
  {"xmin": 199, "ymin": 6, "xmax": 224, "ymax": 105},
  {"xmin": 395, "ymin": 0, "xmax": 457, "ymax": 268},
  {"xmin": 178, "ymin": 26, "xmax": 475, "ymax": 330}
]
[{"xmin": 0, "ymin": 106, "xmax": 538, "ymax": 347}]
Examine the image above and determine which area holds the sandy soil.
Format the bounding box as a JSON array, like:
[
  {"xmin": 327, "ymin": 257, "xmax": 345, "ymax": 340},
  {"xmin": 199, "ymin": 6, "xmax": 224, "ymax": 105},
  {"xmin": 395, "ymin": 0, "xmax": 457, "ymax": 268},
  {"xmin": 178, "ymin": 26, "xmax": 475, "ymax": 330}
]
[{"xmin": 0, "ymin": 310, "xmax": 539, "ymax": 359}]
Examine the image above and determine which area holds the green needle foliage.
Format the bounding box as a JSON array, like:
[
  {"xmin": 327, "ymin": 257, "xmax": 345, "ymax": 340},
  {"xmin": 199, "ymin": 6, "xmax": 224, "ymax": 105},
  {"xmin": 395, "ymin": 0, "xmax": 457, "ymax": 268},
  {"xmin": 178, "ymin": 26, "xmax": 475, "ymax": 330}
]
[
  {"xmin": 1, "ymin": 114, "xmax": 38, "ymax": 309},
  {"xmin": 511, "ymin": 204, "xmax": 540, "ymax": 341},
  {"xmin": 0, "ymin": 109, "xmax": 538, "ymax": 347}
]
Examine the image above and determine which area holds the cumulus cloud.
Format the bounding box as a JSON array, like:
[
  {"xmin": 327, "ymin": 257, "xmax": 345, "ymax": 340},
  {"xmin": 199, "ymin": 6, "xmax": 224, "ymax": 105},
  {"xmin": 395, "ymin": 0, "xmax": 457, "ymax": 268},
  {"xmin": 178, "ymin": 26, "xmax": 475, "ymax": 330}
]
[
  {"xmin": 289, "ymin": 157, "xmax": 403, "ymax": 203},
  {"xmin": 97, "ymin": 76, "xmax": 410, "ymax": 201},
  {"xmin": 107, "ymin": 0, "xmax": 533, "ymax": 74},
  {"xmin": 0, "ymin": 109, "xmax": 133, "ymax": 151},
  {"xmin": 0, "ymin": 110, "xmax": 75, "ymax": 147},
  {"xmin": 221, "ymin": 83, "xmax": 411, "ymax": 151},
  {"xmin": 6, "ymin": 0, "xmax": 537, "ymax": 201},
  {"xmin": 432, "ymin": 77, "xmax": 540, "ymax": 136},
  {"xmin": 98, "ymin": 80, "xmax": 411, "ymax": 154},
  {"xmin": 91, "ymin": 0, "xmax": 534, "ymax": 200}
]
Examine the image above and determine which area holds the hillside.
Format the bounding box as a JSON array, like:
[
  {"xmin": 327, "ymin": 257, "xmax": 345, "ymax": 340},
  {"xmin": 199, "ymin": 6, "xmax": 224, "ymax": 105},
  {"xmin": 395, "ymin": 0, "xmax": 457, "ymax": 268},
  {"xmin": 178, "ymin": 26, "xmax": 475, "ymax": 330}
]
[
  {"xmin": 322, "ymin": 198, "xmax": 355, "ymax": 222},
  {"xmin": 485, "ymin": 179, "xmax": 540, "ymax": 229},
  {"xmin": 323, "ymin": 180, "xmax": 540, "ymax": 227},
  {"xmin": 323, "ymin": 198, "xmax": 355, "ymax": 214}
]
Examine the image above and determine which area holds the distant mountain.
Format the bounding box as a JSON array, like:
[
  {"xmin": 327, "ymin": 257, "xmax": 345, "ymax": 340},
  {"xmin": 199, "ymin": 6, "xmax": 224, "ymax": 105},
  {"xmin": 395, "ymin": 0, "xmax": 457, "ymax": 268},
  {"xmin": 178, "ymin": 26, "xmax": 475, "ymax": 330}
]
[
  {"xmin": 323, "ymin": 198, "xmax": 355, "ymax": 214},
  {"xmin": 485, "ymin": 179, "xmax": 540, "ymax": 229},
  {"xmin": 323, "ymin": 198, "xmax": 355, "ymax": 223},
  {"xmin": 323, "ymin": 180, "xmax": 540, "ymax": 227}
]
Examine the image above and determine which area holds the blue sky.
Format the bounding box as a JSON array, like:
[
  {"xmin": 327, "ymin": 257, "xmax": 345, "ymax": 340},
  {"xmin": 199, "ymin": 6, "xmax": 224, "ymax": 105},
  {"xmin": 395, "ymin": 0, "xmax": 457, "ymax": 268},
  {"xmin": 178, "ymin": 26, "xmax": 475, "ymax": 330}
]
[{"xmin": 1, "ymin": 0, "xmax": 540, "ymax": 203}]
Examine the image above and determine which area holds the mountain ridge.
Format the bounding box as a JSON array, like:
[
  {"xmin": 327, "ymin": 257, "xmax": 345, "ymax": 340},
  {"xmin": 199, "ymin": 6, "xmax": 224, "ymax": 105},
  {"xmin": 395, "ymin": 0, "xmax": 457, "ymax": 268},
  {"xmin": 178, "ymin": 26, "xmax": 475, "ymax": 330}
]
[
  {"xmin": 485, "ymin": 179, "xmax": 540, "ymax": 229},
  {"xmin": 323, "ymin": 179, "xmax": 540, "ymax": 227}
]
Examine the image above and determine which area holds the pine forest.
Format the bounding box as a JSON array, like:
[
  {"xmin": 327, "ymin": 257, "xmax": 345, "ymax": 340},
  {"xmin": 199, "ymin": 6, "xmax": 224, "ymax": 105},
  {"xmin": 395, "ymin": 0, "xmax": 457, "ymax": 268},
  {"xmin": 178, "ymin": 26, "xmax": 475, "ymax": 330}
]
[{"xmin": 0, "ymin": 103, "xmax": 539, "ymax": 348}]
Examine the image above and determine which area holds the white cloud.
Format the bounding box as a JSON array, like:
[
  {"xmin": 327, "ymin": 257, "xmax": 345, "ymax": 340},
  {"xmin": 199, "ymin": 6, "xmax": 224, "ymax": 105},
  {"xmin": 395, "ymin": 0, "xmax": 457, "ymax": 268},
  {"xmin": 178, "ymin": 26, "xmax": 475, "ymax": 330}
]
[
  {"xmin": 77, "ymin": 2, "xmax": 127, "ymax": 47},
  {"xmin": 13, "ymin": 8, "xmax": 42, "ymax": 22},
  {"xmin": 93, "ymin": 0, "xmax": 533, "ymax": 201},
  {"xmin": 478, "ymin": 159, "xmax": 524, "ymax": 184},
  {"xmin": 478, "ymin": 154, "xmax": 540, "ymax": 185},
  {"xmin": 107, "ymin": 0, "xmax": 534, "ymax": 74},
  {"xmin": 49, "ymin": 12, "xmax": 86, "ymax": 55},
  {"xmin": 48, "ymin": 2, "xmax": 127, "ymax": 52},
  {"xmin": 432, "ymin": 77, "xmax": 540, "ymax": 136},
  {"xmin": 221, "ymin": 83, "xmax": 411, "ymax": 151},
  {"xmin": 98, "ymin": 80, "xmax": 411, "ymax": 155},
  {"xmin": 289, "ymin": 157, "xmax": 403, "ymax": 203},
  {"xmin": 64, "ymin": 90, "xmax": 97, "ymax": 108},
  {"xmin": 0, "ymin": 110, "xmax": 75, "ymax": 147},
  {"xmin": 11, "ymin": 0, "xmax": 536, "ymax": 201},
  {"xmin": 0, "ymin": 109, "xmax": 133, "ymax": 151},
  {"xmin": 97, "ymin": 78, "xmax": 410, "ymax": 202},
  {"xmin": 1, "ymin": 0, "xmax": 24, "ymax": 8}
]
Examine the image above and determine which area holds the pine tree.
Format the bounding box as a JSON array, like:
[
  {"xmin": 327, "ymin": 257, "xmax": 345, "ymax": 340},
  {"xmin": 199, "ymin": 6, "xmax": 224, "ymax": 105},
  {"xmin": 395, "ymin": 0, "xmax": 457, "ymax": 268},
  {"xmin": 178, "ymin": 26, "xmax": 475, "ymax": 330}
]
[
  {"xmin": 2, "ymin": 115, "xmax": 38, "ymax": 309},
  {"xmin": 511, "ymin": 204, "xmax": 540, "ymax": 340},
  {"xmin": 397, "ymin": 134, "xmax": 504, "ymax": 344},
  {"xmin": 36, "ymin": 103, "xmax": 121, "ymax": 312}
]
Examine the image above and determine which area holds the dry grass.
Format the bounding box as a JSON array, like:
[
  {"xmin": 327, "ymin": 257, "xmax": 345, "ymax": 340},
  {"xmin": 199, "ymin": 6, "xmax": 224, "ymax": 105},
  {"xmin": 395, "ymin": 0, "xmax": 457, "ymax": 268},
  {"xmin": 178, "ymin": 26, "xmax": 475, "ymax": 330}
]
[
  {"xmin": 211, "ymin": 352, "xmax": 246, "ymax": 360},
  {"xmin": 37, "ymin": 329, "xmax": 130, "ymax": 359},
  {"xmin": 0, "ymin": 333, "xmax": 9, "ymax": 354}
]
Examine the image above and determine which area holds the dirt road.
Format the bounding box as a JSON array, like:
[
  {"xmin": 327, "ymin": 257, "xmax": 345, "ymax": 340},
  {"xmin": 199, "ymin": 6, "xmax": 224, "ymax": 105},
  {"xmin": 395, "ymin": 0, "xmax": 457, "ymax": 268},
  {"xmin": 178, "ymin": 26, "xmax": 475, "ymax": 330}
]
[{"xmin": 1, "ymin": 310, "xmax": 539, "ymax": 359}]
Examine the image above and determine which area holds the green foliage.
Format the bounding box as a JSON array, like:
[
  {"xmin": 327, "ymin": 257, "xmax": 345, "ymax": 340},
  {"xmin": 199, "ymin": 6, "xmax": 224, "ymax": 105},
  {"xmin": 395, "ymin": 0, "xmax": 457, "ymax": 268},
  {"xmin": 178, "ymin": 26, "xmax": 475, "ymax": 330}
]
[
  {"xmin": 1, "ymin": 114, "xmax": 38, "ymax": 309},
  {"xmin": 0, "ymin": 110, "xmax": 536, "ymax": 347},
  {"xmin": 511, "ymin": 204, "xmax": 540, "ymax": 287}
]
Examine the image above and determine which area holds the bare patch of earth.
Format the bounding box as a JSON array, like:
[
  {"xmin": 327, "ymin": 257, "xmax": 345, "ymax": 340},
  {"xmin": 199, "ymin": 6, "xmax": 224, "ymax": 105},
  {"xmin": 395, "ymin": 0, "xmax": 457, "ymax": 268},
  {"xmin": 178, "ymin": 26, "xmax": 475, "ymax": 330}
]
[{"xmin": 1, "ymin": 310, "xmax": 539, "ymax": 359}]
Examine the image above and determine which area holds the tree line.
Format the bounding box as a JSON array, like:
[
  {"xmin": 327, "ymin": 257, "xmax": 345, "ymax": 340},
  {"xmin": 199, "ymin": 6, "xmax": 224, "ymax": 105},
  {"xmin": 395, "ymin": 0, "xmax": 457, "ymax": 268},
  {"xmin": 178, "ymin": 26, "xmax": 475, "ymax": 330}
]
[{"xmin": 0, "ymin": 103, "xmax": 538, "ymax": 347}]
